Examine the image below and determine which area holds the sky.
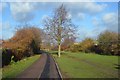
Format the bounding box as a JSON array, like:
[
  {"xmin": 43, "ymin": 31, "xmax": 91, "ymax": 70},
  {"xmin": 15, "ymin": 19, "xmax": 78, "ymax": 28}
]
[{"xmin": 0, "ymin": 1, "xmax": 118, "ymax": 42}]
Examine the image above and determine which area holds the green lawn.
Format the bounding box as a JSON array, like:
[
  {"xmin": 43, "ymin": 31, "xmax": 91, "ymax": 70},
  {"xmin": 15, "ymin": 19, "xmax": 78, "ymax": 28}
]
[
  {"xmin": 2, "ymin": 55, "xmax": 40, "ymax": 78},
  {"xmin": 52, "ymin": 51, "xmax": 119, "ymax": 78}
]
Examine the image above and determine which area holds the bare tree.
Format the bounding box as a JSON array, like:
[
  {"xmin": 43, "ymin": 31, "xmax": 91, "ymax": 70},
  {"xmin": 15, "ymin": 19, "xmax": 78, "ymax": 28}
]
[{"xmin": 43, "ymin": 4, "xmax": 76, "ymax": 57}]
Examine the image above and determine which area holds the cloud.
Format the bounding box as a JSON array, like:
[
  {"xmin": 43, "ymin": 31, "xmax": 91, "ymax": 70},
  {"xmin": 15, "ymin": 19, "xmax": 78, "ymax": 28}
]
[
  {"xmin": 103, "ymin": 13, "xmax": 117, "ymax": 24},
  {"xmin": 77, "ymin": 17, "xmax": 106, "ymax": 41},
  {"xmin": 39, "ymin": 2, "xmax": 111, "ymax": 42},
  {"xmin": 9, "ymin": 2, "xmax": 107, "ymax": 22},
  {"xmin": 84, "ymin": 2, "xmax": 107, "ymax": 14},
  {"xmin": 91, "ymin": 12, "xmax": 118, "ymax": 34},
  {"xmin": 90, "ymin": 12, "xmax": 118, "ymax": 40},
  {"xmin": 65, "ymin": 2, "xmax": 107, "ymax": 15},
  {"xmin": 10, "ymin": 2, "xmax": 40, "ymax": 22},
  {"xmin": 102, "ymin": 12, "xmax": 118, "ymax": 32},
  {"xmin": 4, "ymin": 2, "xmax": 116, "ymax": 41},
  {"xmin": 62, "ymin": 2, "xmax": 108, "ymax": 22}
]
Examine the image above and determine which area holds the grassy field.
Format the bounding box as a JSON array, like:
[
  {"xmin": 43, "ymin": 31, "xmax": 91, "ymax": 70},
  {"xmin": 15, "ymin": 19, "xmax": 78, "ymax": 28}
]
[
  {"xmin": 52, "ymin": 51, "xmax": 119, "ymax": 78},
  {"xmin": 2, "ymin": 55, "xmax": 40, "ymax": 78}
]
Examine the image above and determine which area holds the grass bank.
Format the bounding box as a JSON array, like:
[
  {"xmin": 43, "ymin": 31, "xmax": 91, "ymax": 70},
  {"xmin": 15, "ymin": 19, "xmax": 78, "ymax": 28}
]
[
  {"xmin": 52, "ymin": 51, "xmax": 119, "ymax": 78},
  {"xmin": 2, "ymin": 55, "xmax": 40, "ymax": 78}
]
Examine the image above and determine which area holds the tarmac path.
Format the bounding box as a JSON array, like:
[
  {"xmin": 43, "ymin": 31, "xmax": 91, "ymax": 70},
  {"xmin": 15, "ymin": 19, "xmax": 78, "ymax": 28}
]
[{"xmin": 16, "ymin": 53, "xmax": 61, "ymax": 79}]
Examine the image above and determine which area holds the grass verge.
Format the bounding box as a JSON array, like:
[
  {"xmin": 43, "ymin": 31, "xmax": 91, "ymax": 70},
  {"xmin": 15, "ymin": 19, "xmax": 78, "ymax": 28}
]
[
  {"xmin": 2, "ymin": 55, "xmax": 40, "ymax": 78},
  {"xmin": 52, "ymin": 51, "xmax": 119, "ymax": 78}
]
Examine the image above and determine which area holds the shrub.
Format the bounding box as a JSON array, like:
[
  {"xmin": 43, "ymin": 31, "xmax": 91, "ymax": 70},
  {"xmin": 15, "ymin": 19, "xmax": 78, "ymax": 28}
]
[
  {"xmin": 2, "ymin": 26, "xmax": 43, "ymax": 67},
  {"xmin": 70, "ymin": 44, "xmax": 80, "ymax": 52},
  {"xmin": 3, "ymin": 27, "xmax": 42, "ymax": 61},
  {"xmin": 91, "ymin": 44, "xmax": 103, "ymax": 54},
  {"xmin": 12, "ymin": 49, "xmax": 24, "ymax": 62},
  {"xmin": 98, "ymin": 31, "xmax": 119, "ymax": 55},
  {"xmin": 2, "ymin": 49, "xmax": 13, "ymax": 67},
  {"xmin": 70, "ymin": 38, "xmax": 95, "ymax": 53}
]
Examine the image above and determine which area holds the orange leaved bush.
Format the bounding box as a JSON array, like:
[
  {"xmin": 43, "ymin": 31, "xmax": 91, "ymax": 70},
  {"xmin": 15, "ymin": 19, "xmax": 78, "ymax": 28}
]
[{"xmin": 3, "ymin": 26, "xmax": 42, "ymax": 62}]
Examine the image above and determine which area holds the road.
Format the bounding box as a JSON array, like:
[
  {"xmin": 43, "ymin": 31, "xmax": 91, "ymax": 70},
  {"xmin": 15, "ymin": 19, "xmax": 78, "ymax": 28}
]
[{"xmin": 16, "ymin": 53, "xmax": 62, "ymax": 79}]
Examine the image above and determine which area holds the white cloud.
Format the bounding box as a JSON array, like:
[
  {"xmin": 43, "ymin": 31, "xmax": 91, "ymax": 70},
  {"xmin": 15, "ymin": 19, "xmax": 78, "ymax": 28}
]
[
  {"xmin": 102, "ymin": 12, "xmax": 118, "ymax": 32},
  {"xmin": 103, "ymin": 12, "xmax": 117, "ymax": 24},
  {"xmin": 66, "ymin": 2, "xmax": 107, "ymax": 15},
  {"xmin": 9, "ymin": 2, "xmax": 107, "ymax": 22},
  {"xmin": 63, "ymin": 2, "xmax": 108, "ymax": 22},
  {"xmin": 91, "ymin": 12, "xmax": 118, "ymax": 39},
  {"xmin": 84, "ymin": 2, "xmax": 107, "ymax": 14},
  {"xmin": 10, "ymin": 2, "xmax": 40, "ymax": 22}
]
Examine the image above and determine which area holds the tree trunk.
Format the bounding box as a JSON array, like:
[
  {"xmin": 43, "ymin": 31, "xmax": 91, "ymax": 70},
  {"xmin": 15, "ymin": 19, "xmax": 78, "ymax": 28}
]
[{"xmin": 58, "ymin": 44, "xmax": 61, "ymax": 57}]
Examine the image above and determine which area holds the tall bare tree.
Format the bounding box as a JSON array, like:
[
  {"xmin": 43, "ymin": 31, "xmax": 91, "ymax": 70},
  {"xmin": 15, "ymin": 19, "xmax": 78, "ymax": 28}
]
[{"xmin": 43, "ymin": 4, "xmax": 76, "ymax": 57}]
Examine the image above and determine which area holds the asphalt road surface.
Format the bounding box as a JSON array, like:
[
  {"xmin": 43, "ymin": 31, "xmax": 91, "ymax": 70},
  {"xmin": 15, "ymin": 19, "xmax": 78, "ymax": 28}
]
[{"xmin": 16, "ymin": 53, "xmax": 62, "ymax": 79}]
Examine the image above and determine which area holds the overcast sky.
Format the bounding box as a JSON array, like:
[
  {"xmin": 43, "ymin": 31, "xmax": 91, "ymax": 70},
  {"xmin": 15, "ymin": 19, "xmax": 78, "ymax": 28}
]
[{"xmin": 0, "ymin": 2, "xmax": 118, "ymax": 41}]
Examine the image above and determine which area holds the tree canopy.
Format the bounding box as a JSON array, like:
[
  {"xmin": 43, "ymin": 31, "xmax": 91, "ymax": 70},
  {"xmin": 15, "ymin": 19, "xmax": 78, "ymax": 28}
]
[{"xmin": 43, "ymin": 4, "xmax": 76, "ymax": 57}]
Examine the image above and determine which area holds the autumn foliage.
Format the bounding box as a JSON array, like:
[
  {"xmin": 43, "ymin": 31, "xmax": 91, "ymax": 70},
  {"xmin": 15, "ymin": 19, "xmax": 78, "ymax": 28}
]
[
  {"xmin": 2, "ymin": 27, "xmax": 42, "ymax": 66},
  {"xmin": 70, "ymin": 38, "xmax": 94, "ymax": 53},
  {"xmin": 70, "ymin": 31, "xmax": 119, "ymax": 55}
]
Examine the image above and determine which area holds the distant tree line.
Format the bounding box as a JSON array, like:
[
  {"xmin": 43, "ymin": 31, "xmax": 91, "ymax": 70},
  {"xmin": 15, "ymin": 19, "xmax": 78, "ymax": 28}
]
[{"xmin": 59, "ymin": 30, "xmax": 119, "ymax": 56}]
